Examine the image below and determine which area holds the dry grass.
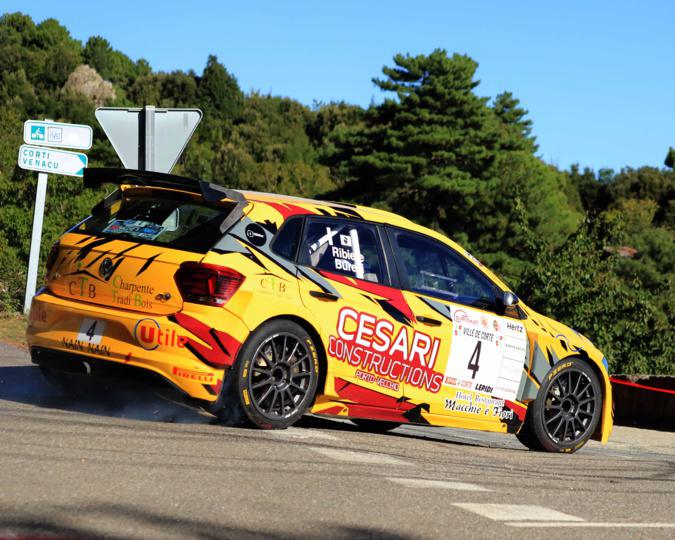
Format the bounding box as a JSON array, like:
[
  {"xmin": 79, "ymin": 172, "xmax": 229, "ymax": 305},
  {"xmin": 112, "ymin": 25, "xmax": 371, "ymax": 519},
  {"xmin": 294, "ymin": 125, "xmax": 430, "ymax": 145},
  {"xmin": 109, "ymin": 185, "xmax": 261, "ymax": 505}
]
[{"xmin": 0, "ymin": 312, "xmax": 27, "ymax": 348}]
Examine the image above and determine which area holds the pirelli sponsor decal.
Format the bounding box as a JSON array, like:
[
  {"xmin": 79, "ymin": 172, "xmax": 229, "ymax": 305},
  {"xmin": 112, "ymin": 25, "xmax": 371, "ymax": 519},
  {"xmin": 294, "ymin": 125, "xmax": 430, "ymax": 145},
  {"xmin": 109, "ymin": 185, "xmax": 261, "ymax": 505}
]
[{"xmin": 172, "ymin": 366, "xmax": 215, "ymax": 383}]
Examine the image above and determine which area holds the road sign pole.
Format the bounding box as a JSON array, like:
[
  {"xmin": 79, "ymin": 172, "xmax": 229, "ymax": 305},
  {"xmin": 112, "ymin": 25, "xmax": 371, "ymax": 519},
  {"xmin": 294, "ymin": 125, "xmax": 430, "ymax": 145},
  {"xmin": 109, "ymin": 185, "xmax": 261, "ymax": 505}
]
[
  {"xmin": 143, "ymin": 105, "xmax": 155, "ymax": 172},
  {"xmin": 23, "ymin": 172, "xmax": 48, "ymax": 314}
]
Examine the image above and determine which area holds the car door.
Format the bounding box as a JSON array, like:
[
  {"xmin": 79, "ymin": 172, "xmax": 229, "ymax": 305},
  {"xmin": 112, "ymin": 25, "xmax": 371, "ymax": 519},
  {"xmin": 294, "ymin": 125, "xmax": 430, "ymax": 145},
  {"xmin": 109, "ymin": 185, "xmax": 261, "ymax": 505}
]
[
  {"xmin": 386, "ymin": 227, "xmax": 529, "ymax": 429},
  {"xmin": 295, "ymin": 216, "xmax": 412, "ymax": 414}
]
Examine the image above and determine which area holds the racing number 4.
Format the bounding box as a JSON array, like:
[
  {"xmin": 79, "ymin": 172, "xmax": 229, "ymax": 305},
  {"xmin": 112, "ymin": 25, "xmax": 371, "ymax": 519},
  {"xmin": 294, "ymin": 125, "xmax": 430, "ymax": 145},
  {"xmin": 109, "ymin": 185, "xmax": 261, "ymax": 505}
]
[
  {"xmin": 467, "ymin": 341, "xmax": 481, "ymax": 379},
  {"xmin": 77, "ymin": 318, "xmax": 106, "ymax": 345},
  {"xmin": 85, "ymin": 321, "xmax": 97, "ymax": 342}
]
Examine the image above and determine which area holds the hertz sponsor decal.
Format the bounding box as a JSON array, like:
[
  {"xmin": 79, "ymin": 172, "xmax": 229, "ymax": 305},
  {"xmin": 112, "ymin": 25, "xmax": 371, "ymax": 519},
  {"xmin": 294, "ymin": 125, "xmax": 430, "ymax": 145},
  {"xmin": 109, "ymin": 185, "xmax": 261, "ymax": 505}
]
[{"xmin": 172, "ymin": 367, "xmax": 215, "ymax": 383}]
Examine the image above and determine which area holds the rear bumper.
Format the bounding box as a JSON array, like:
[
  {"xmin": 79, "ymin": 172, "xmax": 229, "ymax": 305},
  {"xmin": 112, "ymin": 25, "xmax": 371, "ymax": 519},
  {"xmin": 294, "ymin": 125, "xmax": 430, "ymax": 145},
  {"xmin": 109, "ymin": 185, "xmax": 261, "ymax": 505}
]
[
  {"xmin": 32, "ymin": 346, "xmax": 173, "ymax": 388},
  {"xmin": 27, "ymin": 290, "xmax": 250, "ymax": 401}
]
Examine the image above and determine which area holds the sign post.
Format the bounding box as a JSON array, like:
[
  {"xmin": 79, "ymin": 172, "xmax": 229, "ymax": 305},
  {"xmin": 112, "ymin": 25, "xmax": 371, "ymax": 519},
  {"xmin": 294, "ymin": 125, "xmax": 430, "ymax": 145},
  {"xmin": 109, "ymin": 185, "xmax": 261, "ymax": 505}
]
[
  {"xmin": 23, "ymin": 172, "xmax": 48, "ymax": 315},
  {"xmin": 18, "ymin": 120, "xmax": 92, "ymax": 314}
]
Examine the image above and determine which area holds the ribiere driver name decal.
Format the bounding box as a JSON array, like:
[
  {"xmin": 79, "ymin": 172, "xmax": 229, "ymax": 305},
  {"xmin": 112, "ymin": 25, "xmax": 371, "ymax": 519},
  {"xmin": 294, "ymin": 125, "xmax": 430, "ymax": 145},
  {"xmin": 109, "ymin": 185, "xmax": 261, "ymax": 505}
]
[{"xmin": 329, "ymin": 307, "xmax": 444, "ymax": 393}]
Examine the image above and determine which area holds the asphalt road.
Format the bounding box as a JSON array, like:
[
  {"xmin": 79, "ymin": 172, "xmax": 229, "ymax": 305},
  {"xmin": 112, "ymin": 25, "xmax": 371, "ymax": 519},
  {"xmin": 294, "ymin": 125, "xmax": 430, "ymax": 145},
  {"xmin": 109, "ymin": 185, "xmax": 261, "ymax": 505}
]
[{"xmin": 1, "ymin": 341, "xmax": 674, "ymax": 540}]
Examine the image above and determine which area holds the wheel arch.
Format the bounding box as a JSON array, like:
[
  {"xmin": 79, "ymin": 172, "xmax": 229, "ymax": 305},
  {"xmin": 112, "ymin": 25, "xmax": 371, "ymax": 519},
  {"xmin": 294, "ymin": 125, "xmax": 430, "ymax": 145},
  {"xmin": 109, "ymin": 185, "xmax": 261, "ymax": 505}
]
[{"xmin": 567, "ymin": 352, "xmax": 613, "ymax": 443}]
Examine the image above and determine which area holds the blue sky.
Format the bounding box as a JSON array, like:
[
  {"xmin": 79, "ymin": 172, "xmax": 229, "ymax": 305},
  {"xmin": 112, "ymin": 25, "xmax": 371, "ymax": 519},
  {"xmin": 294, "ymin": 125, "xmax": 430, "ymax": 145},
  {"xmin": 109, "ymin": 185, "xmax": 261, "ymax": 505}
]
[{"xmin": 4, "ymin": 1, "xmax": 674, "ymax": 171}]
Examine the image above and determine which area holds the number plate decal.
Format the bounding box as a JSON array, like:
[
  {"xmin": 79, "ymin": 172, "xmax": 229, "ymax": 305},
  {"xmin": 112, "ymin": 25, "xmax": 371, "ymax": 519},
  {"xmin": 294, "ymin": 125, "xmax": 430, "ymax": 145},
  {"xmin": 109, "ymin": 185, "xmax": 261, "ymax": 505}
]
[
  {"xmin": 77, "ymin": 318, "xmax": 107, "ymax": 345},
  {"xmin": 443, "ymin": 307, "xmax": 527, "ymax": 401}
]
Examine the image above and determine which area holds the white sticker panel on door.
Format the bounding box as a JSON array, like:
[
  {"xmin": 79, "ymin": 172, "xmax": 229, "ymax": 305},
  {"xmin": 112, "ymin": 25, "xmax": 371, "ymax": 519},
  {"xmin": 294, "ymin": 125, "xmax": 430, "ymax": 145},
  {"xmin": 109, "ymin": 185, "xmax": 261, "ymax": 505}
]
[
  {"xmin": 77, "ymin": 318, "xmax": 107, "ymax": 345},
  {"xmin": 443, "ymin": 307, "xmax": 527, "ymax": 401}
]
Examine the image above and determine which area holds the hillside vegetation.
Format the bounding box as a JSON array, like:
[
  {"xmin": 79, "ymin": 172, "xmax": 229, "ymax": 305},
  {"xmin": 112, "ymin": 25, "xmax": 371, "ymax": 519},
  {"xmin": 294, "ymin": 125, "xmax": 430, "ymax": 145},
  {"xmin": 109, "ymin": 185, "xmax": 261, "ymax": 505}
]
[{"xmin": 0, "ymin": 13, "xmax": 672, "ymax": 374}]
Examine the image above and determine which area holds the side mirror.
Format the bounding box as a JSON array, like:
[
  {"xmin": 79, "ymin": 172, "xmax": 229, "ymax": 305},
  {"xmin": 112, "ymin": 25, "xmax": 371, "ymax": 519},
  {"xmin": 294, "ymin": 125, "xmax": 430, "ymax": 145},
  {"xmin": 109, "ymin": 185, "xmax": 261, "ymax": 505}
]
[{"xmin": 502, "ymin": 291, "xmax": 519, "ymax": 307}]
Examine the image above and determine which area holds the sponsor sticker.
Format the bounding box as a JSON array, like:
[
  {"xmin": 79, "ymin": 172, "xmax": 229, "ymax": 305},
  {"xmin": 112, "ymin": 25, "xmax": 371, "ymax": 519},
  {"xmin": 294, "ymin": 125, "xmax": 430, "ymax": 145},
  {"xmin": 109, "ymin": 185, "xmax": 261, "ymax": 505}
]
[
  {"xmin": 244, "ymin": 223, "xmax": 267, "ymax": 246},
  {"xmin": 443, "ymin": 390, "xmax": 514, "ymax": 420},
  {"xmin": 134, "ymin": 318, "xmax": 188, "ymax": 351},
  {"xmin": 29, "ymin": 303, "xmax": 47, "ymax": 324},
  {"xmin": 111, "ymin": 275, "xmax": 154, "ymax": 309},
  {"xmin": 103, "ymin": 219, "xmax": 164, "ymax": 240},
  {"xmin": 443, "ymin": 306, "xmax": 528, "ymax": 401},
  {"xmin": 328, "ymin": 307, "xmax": 444, "ymax": 394},
  {"xmin": 172, "ymin": 366, "xmax": 215, "ymax": 384}
]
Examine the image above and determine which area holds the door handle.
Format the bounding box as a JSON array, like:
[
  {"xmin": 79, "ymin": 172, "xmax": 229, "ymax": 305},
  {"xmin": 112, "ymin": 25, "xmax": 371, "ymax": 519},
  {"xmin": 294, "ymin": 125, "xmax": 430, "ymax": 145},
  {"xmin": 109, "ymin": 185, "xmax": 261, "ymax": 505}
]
[
  {"xmin": 310, "ymin": 290, "xmax": 339, "ymax": 301},
  {"xmin": 417, "ymin": 315, "xmax": 443, "ymax": 326}
]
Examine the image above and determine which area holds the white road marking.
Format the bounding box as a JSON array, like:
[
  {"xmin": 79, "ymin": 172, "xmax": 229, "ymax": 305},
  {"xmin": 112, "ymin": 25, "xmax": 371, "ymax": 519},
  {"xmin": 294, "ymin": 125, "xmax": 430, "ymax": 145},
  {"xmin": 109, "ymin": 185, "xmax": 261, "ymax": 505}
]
[
  {"xmin": 265, "ymin": 428, "xmax": 338, "ymax": 441},
  {"xmin": 453, "ymin": 503, "xmax": 584, "ymax": 522},
  {"xmin": 388, "ymin": 477, "xmax": 490, "ymax": 491},
  {"xmin": 308, "ymin": 446, "xmax": 411, "ymax": 466},
  {"xmin": 507, "ymin": 522, "xmax": 675, "ymax": 528}
]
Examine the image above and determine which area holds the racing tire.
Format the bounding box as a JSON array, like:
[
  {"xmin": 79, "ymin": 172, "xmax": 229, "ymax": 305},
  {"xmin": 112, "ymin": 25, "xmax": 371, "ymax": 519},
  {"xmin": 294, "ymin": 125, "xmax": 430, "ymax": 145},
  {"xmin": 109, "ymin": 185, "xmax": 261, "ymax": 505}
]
[
  {"xmin": 351, "ymin": 418, "xmax": 401, "ymax": 432},
  {"xmin": 218, "ymin": 319, "xmax": 319, "ymax": 430},
  {"xmin": 520, "ymin": 357, "xmax": 602, "ymax": 453},
  {"xmin": 515, "ymin": 407, "xmax": 543, "ymax": 451}
]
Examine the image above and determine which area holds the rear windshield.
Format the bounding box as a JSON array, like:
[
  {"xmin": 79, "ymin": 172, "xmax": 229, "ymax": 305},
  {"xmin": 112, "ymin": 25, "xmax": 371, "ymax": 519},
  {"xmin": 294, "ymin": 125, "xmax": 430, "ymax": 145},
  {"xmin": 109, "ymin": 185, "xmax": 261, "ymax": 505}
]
[{"xmin": 78, "ymin": 192, "xmax": 235, "ymax": 253}]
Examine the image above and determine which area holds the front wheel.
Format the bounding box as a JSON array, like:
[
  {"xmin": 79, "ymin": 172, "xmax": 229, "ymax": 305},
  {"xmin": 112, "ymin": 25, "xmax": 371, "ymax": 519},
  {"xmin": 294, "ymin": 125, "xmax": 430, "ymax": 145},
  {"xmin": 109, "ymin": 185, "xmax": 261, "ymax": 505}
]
[
  {"xmin": 219, "ymin": 319, "xmax": 319, "ymax": 429},
  {"xmin": 518, "ymin": 358, "xmax": 602, "ymax": 453}
]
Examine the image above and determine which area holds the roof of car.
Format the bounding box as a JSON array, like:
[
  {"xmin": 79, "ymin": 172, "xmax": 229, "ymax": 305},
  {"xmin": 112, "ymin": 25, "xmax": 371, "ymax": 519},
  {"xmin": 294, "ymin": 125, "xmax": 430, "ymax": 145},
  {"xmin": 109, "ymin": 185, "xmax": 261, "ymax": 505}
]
[
  {"xmin": 238, "ymin": 189, "xmax": 418, "ymax": 227},
  {"xmin": 83, "ymin": 168, "xmax": 511, "ymax": 292}
]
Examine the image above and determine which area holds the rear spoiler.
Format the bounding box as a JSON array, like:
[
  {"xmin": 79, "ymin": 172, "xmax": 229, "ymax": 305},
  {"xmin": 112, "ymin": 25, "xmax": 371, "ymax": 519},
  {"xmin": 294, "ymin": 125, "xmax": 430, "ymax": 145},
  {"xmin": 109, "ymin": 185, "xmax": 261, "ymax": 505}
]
[
  {"xmin": 84, "ymin": 168, "xmax": 248, "ymax": 233},
  {"xmin": 83, "ymin": 168, "xmax": 245, "ymax": 204}
]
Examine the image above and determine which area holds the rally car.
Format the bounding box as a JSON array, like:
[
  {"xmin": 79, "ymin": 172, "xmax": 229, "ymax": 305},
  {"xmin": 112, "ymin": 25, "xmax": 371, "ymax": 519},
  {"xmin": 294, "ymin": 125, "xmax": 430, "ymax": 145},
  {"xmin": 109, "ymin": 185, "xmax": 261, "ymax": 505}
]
[{"xmin": 27, "ymin": 168, "xmax": 613, "ymax": 453}]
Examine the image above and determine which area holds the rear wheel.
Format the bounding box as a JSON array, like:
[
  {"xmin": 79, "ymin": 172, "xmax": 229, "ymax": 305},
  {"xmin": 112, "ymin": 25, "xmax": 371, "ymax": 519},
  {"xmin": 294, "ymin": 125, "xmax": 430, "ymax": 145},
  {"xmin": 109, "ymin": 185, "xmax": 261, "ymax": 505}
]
[
  {"xmin": 218, "ymin": 319, "xmax": 319, "ymax": 429},
  {"xmin": 351, "ymin": 418, "xmax": 401, "ymax": 432},
  {"xmin": 518, "ymin": 358, "xmax": 602, "ymax": 453}
]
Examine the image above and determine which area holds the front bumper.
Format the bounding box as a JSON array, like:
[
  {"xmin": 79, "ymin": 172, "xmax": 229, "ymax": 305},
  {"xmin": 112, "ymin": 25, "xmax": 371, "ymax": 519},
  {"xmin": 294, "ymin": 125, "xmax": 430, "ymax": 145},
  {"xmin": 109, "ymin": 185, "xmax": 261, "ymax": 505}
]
[{"xmin": 27, "ymin": 290, "xmax": 250, "ymax": 402}]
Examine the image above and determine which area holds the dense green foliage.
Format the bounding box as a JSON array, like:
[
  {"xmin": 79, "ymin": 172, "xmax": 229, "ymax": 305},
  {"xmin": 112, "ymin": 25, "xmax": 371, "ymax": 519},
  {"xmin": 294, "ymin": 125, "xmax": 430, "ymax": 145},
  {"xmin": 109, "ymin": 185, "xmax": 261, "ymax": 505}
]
[{"xmin": 0, "ymin": 13, "xmax": 672, "ymax": 374}]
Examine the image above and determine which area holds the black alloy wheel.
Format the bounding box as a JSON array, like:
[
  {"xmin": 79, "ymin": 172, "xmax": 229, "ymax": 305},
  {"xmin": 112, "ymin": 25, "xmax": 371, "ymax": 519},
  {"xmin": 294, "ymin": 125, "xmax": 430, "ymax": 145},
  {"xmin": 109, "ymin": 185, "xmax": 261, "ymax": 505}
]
[
  {"xmin": 543, "ymin": 368, "xmax": 597, "ymax": 444},
  {"xmin": 224, "ymin": 319, "xmax": 319, "ymax": 429},
  {"xmin": 518, "ymin": 357, "xmax": 602, "ymax": 453},
  {"xmin": 248, "ymin": 332, "xmax": 314, "ymax": 419}
]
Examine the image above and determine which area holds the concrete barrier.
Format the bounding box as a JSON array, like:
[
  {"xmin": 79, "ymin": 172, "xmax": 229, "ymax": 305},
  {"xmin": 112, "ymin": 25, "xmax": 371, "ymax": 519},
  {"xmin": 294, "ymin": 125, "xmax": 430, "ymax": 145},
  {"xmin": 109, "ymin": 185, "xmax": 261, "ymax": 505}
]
[{"xmin": 611, "ymin": 375, "xmax": 675, "ymax": 431}]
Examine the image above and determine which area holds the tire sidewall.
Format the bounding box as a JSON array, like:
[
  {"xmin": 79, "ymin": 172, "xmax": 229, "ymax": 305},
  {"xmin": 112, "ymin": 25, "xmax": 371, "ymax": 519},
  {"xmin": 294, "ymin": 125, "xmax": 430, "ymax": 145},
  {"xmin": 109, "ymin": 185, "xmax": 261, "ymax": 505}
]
[
  {"xmin": 236, "ymin": 319, "xmax": 319, "ymax": 429},
  {"xmin": 531, "ymin": 358, "xmax": 602, "ymax": 453}
]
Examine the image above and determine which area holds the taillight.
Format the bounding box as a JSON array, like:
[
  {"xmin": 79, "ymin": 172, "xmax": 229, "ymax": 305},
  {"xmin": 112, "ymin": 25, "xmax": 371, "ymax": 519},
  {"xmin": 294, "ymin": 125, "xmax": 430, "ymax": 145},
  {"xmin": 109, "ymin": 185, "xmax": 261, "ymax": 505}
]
[
  {"xmin": 46, "ymin": 241, "xmax": 60, "ymax": 273},
  {"xmin": 175, "ymin": 262, "xmax": 244, "ymax": 306}
]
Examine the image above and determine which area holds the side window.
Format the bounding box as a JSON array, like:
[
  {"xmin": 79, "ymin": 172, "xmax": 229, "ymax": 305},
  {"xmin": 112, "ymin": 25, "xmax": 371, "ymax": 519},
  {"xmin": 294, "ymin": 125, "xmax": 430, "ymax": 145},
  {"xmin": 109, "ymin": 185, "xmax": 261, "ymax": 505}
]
[
  {"xmin": 299, "ymin": 218, "xmax": 386, "ymax": 284},
  {"xmin": 392, "ymin": 230, "xmax": 497, "ymax": 308},
  {"xmin": 271, "ymin": 217, "xmax": 303, "ymax": 260}
]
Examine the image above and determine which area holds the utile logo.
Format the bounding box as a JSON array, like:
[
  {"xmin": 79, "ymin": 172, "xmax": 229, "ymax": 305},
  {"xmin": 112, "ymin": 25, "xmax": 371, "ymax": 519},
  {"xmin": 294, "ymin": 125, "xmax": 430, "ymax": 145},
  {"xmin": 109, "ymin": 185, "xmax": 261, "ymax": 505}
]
[{"xmin": 133, "ymin": 318, "xmax": 188, "ymax": 351}]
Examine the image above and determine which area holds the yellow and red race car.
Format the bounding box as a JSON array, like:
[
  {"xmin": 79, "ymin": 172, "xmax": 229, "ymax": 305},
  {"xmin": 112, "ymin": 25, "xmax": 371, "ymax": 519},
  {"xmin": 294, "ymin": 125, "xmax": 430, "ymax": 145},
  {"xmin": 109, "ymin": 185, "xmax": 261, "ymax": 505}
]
[{"xmin": 27, "ymin": 168, "xmax": 612, "ymax": 453}]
